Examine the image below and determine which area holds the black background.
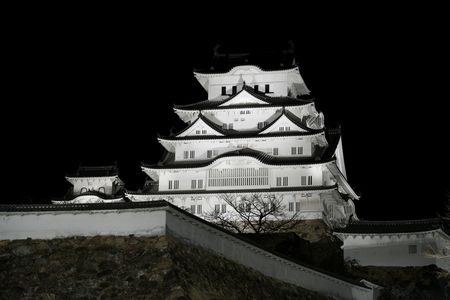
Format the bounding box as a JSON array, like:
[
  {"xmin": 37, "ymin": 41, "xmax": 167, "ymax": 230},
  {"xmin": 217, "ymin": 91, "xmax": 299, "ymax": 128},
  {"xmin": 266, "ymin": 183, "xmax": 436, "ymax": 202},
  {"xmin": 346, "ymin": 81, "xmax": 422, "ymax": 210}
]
[{"xmin": 3, "ymin": 8, "xmax": 449, "ymax": 220}]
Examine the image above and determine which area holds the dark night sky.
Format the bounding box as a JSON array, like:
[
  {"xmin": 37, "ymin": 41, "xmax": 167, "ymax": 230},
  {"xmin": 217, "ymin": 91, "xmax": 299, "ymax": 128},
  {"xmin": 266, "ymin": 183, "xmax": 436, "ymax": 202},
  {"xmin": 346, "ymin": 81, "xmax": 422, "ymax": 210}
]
[{"xmin": 4, "ymin": 10, "xmax": 449, "ymax": 220}]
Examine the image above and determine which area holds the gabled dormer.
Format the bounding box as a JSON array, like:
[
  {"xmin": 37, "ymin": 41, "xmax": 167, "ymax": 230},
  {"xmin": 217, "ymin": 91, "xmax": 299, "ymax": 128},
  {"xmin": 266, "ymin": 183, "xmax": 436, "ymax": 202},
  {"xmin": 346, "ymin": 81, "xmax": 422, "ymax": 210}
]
[
  {"xmin": 259, "ymin": 109, "xmax": 316, "ymax": 134},
  {"xmin": 175, "ymin": 114, "xmax": 224, "ymax": 138},
  {"xmin": 218, "ymin": 85, "xmax": 270, "ymax": 107}
]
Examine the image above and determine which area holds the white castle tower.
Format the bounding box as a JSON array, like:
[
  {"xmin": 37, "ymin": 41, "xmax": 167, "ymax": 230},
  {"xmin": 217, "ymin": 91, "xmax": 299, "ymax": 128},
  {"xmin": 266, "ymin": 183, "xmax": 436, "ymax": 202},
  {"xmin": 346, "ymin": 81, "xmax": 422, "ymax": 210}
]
[{"xmin": 127, "ymin": 64, "xmax": 358, "ymax": 225}]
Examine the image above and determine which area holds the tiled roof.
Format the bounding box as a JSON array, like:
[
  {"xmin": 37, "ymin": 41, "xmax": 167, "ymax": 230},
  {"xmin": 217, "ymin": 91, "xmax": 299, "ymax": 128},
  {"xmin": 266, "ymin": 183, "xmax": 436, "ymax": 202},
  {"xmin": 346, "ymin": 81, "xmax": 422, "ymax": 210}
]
[
  {"xmin": 193, "ymin": 64, "xmax": 299, "ymax": 75},
  {"xmin": 159, "ymin": 130, "xmax": 324, "ymax": 141},
  {"xmin": 66, "ymin": 165, "xmax": 118, "ymax": 177},
  {"xmin": 52, "ymin": 190, "xmax": 124, "ymax": 201},
  {"xmin": 174, "ymin": 85, "xmax": 313, "ymax": 111},
  {"xmin": 334, "ymin": 218, "xmax": 450, "ymax": 235},
  {"xmin": 127, "ymin": 184, "xmax": 338, "ymax": 196},
  {"xmin": 143, "ymin": 148, "xmax": 334, "ymax": 170}
]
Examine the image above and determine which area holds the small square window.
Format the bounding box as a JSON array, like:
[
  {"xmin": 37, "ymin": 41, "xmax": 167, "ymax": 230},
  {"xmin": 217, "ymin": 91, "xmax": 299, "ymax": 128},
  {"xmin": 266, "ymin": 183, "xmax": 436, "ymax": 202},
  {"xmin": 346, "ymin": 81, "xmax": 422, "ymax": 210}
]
[
  {"xmin": 288, "ymin": 202, "xmax": 294, "ymax": 212},
  {"xmin": 408, "ymin": 245, "xmax": 417, "ymax": 254}
]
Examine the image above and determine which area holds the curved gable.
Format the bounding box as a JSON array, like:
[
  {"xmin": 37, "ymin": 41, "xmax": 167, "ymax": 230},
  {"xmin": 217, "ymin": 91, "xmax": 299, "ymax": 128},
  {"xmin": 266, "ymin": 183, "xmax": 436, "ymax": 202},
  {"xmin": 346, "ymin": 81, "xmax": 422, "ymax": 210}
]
[
  {"xmin": 219, "ymin": 89, "xmax": 269, "ymax": 107},
  {"xmin": 259, "ymin": 114, "xmax": 308, "ymax": 134},
  {"xmin": 176, "ymin": 117, "xmax": 224, "ymax": 138}
]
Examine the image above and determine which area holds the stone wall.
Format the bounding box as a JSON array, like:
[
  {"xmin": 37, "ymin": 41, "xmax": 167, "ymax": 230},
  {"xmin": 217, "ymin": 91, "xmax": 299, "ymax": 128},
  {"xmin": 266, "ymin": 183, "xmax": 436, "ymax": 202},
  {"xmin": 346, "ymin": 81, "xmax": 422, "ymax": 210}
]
[{"xmin": 0, "ymin": 235, "xmax": 331, "ymax": 300}]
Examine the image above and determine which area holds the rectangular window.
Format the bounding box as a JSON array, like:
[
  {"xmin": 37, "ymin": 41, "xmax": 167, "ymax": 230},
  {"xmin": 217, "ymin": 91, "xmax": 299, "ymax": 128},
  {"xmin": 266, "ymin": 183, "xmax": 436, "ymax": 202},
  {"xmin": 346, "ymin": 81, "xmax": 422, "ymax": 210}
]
[
  {"xmin": 285, "ymin": 126, "xmax": 290, "ymax": 131},
  {"xmin": 215, "ymin": 204, "xmax": 220, "ymax": 214},
  {"xmin": 254, "ymin": 84, "xmax": 259, "ymax": 92},
  {"xmin": 183, "ymin": 151, "xmax": 189, "ymax": 159},
  {"xmin": 222, "ymin": 204, "xmax": 226, "ymax": 213},
  {"xmin": 308, "ymin": 176, "xmax": 313, "ymax": 185},
  {"xmin": 229, "ymin": 123, "xmax": 233, "ymax": 129},
  {"xmin": 174, "ymin": 180, "xmax": 179, "ymax": 189},
  {"xmin": 291, "ymin": 147, "xmax": 296, "ymax": 155},
  {"xmin": 197, "ymin": 205, "xmax": 202, "ymax": 214},
  {"xmin": 222, "ymin": 123, "xmax": 227, "ymax": 129},
  {"xmin": 298, "ymin": 147, "xmax": 303, "ymax": 155},
  {"xmin": 246, "ymin": 110, "xmax": 250, "ymax": 114},
  {"xmin": 273, "ymin": 148, "xmax": 279, "ymax": 155},
  {"xmin": 279, "ymin": 127, "xmax": 284, "ymax": 131},
  {"xmin": 232, "ymin": 86, "xmax": 237, "ymax": 94},
  {"xmin": 207, "ymin": 150, "xmax": 212, "ymax": 158},
  {"xmin": 276, "ymin": 177, "xmax": 282, "ymax": 186},
  {"xmin": 265, "ymin": 84, "xmax": 270, "ymax": 93},
  {"xmin": 196, "ymin": 130, "xmax": 200, "ymax": 134},
  {"xmin": 221, "ymin": 86, "xmax": 226, "ymax": 95},
  {"xmin": 240, "ymin": 111, "xmax": 245, "ymax": 114},
  {"xmin": 257, "ymin": 122, "xmax": 264, "ymax": 129},
  {"xmin": 301, "ymin": 176, "xmax": 307, "ymax": 186},
  {"xmin": 198, "ymin": 179, "xmax": 203, "ymax": 189},
  {"xmin": 295, "ymin": 202, "xmax": 300, "ymax": 212},
  {"xmin": 189, "ymin": 151, "xmax": 195, "ymax": 159},
  {"xmin": 202, "ymin": 130, "xmax": 207, "ymax": 134},
  {"xmin": 190, "ymin": 205, "xmax": 196, "ymax": 214},
  {"xmin": 191, "ymin": 180, "xmax": 197, "ymax": 189},
  {"xmin": 289, "ymin": 202, "xmax": 294, "ymax": 212},
  {"xmin": 168, "ymin": 180, "xmax": 173, "ymax": 190},
  {"xmin": 213, "ymin": 150, "xmax": 219, "ymax": 156},
  {"xmin": 408, "ymin": 245, "xmax": 417, "ymax": 254},
  {"xmin": 283, "ymin": 177, "xmax": 288, "ymax": 186},
  {"xmin": 246, "ymin": 203, "xmax": 251, "ymax": 212}
]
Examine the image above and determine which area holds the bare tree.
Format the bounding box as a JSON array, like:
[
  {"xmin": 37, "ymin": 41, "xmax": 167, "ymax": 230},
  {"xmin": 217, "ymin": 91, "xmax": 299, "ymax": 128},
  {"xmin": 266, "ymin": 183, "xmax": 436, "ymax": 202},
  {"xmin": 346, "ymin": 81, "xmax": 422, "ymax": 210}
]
[{"xmin": 205, "ymin": 193, "xmax": 303, "ymax": 234}]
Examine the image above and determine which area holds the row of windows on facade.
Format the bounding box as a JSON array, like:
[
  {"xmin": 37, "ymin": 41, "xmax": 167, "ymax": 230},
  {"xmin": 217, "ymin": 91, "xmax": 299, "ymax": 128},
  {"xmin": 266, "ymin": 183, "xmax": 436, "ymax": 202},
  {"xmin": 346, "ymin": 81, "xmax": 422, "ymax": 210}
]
[
  {"xmin": 181, "ymin": 204, "xmax": 227, "ymax": 215},
  {"xmin": 182, "ymin": 147, "xmax": 304, "ymax": 160},
  {"xmin": 168, "ymin": 179, "xmax": 203, "ymax": 190},
  {"xmin": 79, "ymin": 187, "xmax": 106, "ymax": 194},
  {"xmin": 222, "ymin": 84, "xmax": 270, "ymax": 96},
  {"xmin": 182, "ymin": 200, "xmax": 326, "ymax": 216},
  {"xmin": 274, "ymin": 176, "xmax": 312, "ymax": 186},
  {"xmin": 168, "ymin": 175, "xmax": 313, "ymax": 190},
  {"xmin": 221, "ymin": 122, "xmax": 293, "ymax": 132}
]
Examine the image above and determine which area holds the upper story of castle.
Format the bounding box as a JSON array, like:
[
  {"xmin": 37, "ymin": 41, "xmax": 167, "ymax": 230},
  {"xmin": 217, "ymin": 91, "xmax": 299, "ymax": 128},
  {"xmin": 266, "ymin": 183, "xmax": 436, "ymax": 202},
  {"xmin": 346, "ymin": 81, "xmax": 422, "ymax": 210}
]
[{"xmin": 194, "ymin": 65, "xmax": 310, "ymax": 100}]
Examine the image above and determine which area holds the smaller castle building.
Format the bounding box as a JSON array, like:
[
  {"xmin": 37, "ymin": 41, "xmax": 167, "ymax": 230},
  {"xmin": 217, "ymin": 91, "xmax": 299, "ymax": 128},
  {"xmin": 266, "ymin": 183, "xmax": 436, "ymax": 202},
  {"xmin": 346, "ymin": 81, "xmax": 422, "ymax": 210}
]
[{"xmin": 52, "ymin": 165, "xmax": 124, "ymax": 204}]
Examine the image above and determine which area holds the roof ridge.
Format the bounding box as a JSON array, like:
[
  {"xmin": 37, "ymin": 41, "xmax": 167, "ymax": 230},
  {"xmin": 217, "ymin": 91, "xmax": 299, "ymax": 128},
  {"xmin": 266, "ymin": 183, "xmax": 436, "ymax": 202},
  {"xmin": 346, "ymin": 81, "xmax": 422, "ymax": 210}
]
[{"xmin": 143, "ymin": 148, "xmax": 334, "ymax": 169}]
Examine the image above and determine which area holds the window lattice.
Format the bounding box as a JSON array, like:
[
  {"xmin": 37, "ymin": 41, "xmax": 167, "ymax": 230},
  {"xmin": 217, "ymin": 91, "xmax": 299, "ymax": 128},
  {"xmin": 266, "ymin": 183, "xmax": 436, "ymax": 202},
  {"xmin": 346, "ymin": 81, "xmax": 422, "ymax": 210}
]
[{"xmin": 208, "ymin": 168, "xmax": 269, "ymax": 187}]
